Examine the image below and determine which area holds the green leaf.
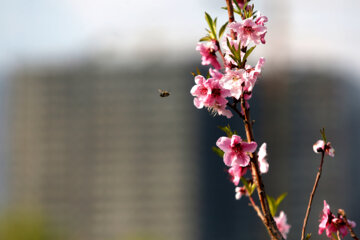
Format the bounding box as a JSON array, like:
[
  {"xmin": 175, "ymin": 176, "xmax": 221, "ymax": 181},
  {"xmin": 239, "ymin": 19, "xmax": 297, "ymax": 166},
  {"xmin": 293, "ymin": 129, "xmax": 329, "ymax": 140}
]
[
  {"xmin": 219, "ymin": 22, "xmax": 228, "ymax": 39},
  {"xmin": 233, "ymin": 0, "xmax": 242, "ymax": 11},
  {"xmin": 226, "ymin": 38, "xmax": 241, "ymax": 64},
  {"xmin": 237, "ymin": 39, "xmax": 242, "ymax": 60},
  {"xmin": 234, "ymin": 9, "xmax": 242, "ymax": 16},
  {"xmin": 240, "ymin": 177, "xmax": 251, "ymax": 193},
  {"xmin": 331, "ymin": 233, "xmax": 339, "ymax": 240},
  {"xmin": 204, "ymin": 12, "xmax": 213, "ymax": 29},
  {"xmin": 266, "ymin": 195, "xmax": 276, "ymax": 217},
  {"xmin": 243, "ymin": 1, "xmax": 249, "ymax": 18},
  {"xmin": 196, "ymin": 67, "xmax": 201, "ymax": 76},
  {"xmin": 320, "ymin": 128, "xmax": 327, "ymax": 143},
  {"xmin": 205, "ymin": 12, "xmax": 217, "ymax": 39},
  {"xmin": 226, "ymin": 38, "xmax": 235, "ymax": 54},
  {"xmin": 212, "ymin": 146, "xmax": 224, "ymax": 158},
  {"xmin": 243, "ymin": 46, "xmax": 256, "ymax": 61},
  {"xmin": 305, "ymin": 233, "xmax": 312, "ymax": 240},
  {"xmin": 206, "ymin": 70, "xmax": 210, "ymax": 79},
  {"xmin": 267, "ymin": 193, "xmax": 288, "ymax": 217},
  {"xmin": 249, "ymin": 183, "xmax": 256, "ymax": 195},
  {"xmin": 218, "ymin": 124, "xmax": 234, "ymax": 137},
  {"xmin": 214, "ymin": 17, "xmax": 218, "ymax": 28},
  {"xmin": 275, "ymin": 192, "xmax": 288, "ymax": 206},
  {"xmin": 243, "ymin": 1, "xmax": 249, "ymax": 10},
  {"xmin": 199, "ymin": 36, "xmax": 212, "ymax": 42},
  {"xmin": 229, "ymin": 54, "xmax": 238, "ymax": 63}
]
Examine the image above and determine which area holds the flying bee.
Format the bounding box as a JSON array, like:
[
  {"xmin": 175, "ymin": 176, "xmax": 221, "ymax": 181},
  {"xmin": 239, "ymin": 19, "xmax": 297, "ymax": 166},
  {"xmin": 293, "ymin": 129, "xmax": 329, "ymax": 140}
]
[{"xmin": 158, "ymin": 89, "xmax": 170, "ymax": 97}]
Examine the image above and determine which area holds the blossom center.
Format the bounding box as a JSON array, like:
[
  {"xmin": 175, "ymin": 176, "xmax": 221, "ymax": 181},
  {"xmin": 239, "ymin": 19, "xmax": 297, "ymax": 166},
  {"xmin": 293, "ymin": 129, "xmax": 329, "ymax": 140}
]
[
  {"xmin": 233, "ymin": 143, "xmax": 243, "ymax": 153},
  {"xmin": 212, "ymin": 88, "xmax": 221, "ymax": 97},
  {"xmin": 200, "ymin": 87, "xmax": 208, "ymax": 95},
  {"xmin": 232, "ymin": 76, "xmax": 240, "ymax": 81},
  {"xmin": 209, "ymin": 48, "xmax": 216, "ymax": 55},
  {"xmin": 243, "ymin": 26, "xmax": 254, "ymax": 34}
]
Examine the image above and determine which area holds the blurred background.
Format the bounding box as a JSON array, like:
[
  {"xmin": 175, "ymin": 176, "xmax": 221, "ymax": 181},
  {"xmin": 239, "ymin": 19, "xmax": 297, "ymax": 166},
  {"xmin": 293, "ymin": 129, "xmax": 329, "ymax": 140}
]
[{"xmin": 1, "ymin": 0, "xmax": 360, "ymax": 239}]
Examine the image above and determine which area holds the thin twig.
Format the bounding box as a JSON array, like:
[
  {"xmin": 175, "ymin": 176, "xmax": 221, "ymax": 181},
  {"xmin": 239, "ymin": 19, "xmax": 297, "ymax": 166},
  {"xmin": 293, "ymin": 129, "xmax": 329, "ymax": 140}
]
[
  {"xmin": 246, "ymin": 189, "xmax": 276, "ymax": 239},
  {"xmin": 248, "ymin": 192, "xmax": 265, "ymax": 221},
  {"xmin": 226, "ymin": 102, "xmax": 244, "ymax": 120},
  {"xmin": 337, "ymin": 231, "xmax": 342, "ymax": 240},
  {"xmin": 338, "ymin": 209, "xmax": 359, "ymax": 240},
  {"xmin": 217, "ymin": 46, "xmax": 228, "ymax": 68},
  {"xmin": 301, "ymin": 151, "xmax": 325, "ymax": 240}
]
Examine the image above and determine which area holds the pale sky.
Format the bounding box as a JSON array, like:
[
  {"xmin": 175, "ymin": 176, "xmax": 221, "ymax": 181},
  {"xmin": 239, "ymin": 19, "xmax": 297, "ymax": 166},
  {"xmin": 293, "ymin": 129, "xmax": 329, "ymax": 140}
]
[{"xmin": 0, "ymin": 0, "xmax": 360, "ymax": 76}]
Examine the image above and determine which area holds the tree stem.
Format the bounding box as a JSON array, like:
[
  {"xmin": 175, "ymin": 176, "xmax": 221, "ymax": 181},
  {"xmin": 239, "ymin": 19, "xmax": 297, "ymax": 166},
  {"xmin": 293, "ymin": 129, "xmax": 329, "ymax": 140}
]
[
  {"xmin": 301, "ymin": 152, "xmax": 325, "ymax": 240},
  {"xmin": 240, "ymin": 98, "xmax": 284, "ymax": 240},
  {"xmin": 224, "ymin": 1, "xmax": 283, "ymax": 239}
]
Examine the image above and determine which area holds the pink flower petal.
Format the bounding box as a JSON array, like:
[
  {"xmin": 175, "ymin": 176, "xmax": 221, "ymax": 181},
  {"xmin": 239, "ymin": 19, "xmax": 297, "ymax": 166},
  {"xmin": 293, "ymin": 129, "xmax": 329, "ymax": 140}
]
[
  {"xmin": 216, "ymin": 137, "xmax": 232, "ymax": 152},
  {"xmin": 223, "ymin": 152, "xmax": 236, "ymax": 166},
  {"xmin": 241, "ymin": 141, "xmax": 258, "ymax": 153}
]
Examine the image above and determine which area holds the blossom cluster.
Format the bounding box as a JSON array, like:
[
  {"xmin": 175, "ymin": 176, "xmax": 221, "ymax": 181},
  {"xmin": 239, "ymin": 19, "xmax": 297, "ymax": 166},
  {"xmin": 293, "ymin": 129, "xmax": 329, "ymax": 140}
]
[
  {"xmin": 191, "ymin": 14, "xmax": 267, "ymax": 118},
  {"xmin": 189, "ymin": 1, "xmax": 358, "ymax": 240},
  {"xmin": 190, "ymin": 4, "xmax": 292, "ymax": 239},
  {"xmin": 216, "ymin": 135, "xmax": 268, "ymax": 187},
  {"xmin": 319, "ymin": 200, "xmax": 356, "ymax": 238}
]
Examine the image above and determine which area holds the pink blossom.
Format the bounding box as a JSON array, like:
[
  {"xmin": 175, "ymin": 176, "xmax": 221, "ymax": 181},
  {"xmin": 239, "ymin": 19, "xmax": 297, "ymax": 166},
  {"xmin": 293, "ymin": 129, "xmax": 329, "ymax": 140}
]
[
  {"xmin": 220, "ymin": 68, "xmax": 246, "ymax": 99},
  {"xmin": 319, "ymin": 200, "xmax": 335, "ymax": 238},
  {"xmin": 196, "ymin": 41, "xmax": 221, "ymax": 69},
  {"xmin": 274, "ymin": 211, "xmax": 291, "ymax": 239},
  {"xmin": 216, "ymin": 135, "xmax": 257, "ymax": 167},
  {"xmin": 190, "ymin": 74, "xmax": 233, "ymax": 118},
  {"xmin": 220, "ymin": 58, "xmax": 265, "ymax": 100},
  {"xmin": 258, "ymin": 143, "xmax": 269, "ymax": 174},
  {"xmin": 209, "ymin": 68, "xmax": 223, "ymax": 81},
  {"xmin": 318, "ymin": 201, "xmax": 357, "ymax": 238},
  {"xmin": 255, "ymin": 15, "xmax": 268, "ymax": 44},
  {"xmin": 341, "ymin": 218, "xmax": 356, "ymax": 237},
  {"xmin": 190, "ymin": 75, "xmax": 208, "ymax": 109},
  {"xmin": 242, "ymin": 57, "xmax": 266, "ymax": 93},
  {"xmin": 235, "ymin": 186, "xmax": 246, "ymax": 200},
  {"xmin": 228, "ymin": 18, "xmax": 267, "ymax": 46},
  {"xmin": 228, "ymin": 165, "xmax": 247, "ymax": 186},
  {"xmin": 333, "ymin": 216, "xmax": 356, "ymax": 238},
  {"xmin": 313, "ymin": 140, "xmax": 335, "ymax": 157}
]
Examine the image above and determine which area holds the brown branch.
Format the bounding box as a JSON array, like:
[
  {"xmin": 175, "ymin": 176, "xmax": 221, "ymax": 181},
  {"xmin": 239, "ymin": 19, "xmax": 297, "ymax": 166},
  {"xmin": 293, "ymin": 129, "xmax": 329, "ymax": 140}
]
[
  {"xmin": 301, "ymin": 151, "xmax": 325, "ymax": 240},
  {"xmin": 217, "ymin": 46, "xmax": 228, "ymax": 68},
  {"xmin": 224, "ymin": 1, "xmax": 283, "ymax": 239},
  {"xmin": 338, "ymin": 209, "xmax": 359, "ymax": 240},
  {"xmin": 225, "ymin": 0, "xmax": 236, "ymax": 39},
  {"xmin": 246, "ymin": 189, "xmax": 277, "ymax": 240},
  {"xmin": 240, "ymin": 97, "xmax": 284, "ymax": 240},
  {"xmin": 226, "ymin": 101, "xmax": 244, "ymax": 120},
  {"xmin": 248, "ymin": 192, "xmax": 265, "ymax": 222}
]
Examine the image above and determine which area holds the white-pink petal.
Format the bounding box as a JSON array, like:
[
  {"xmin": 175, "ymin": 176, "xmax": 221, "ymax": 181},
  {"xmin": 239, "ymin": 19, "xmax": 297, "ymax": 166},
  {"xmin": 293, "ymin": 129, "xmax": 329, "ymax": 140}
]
[
  {"xmin": 275, "ymin": 211, "xmax": 291, "ymax": 239},
  {"xmin": 241, "ymin": 141, "xmax": 258, "ymax": 153},
  {"xmin": 216, "ymin": 137, "xmax": 232, "ymax": 152},
  {"xmin": 258, "ymin": 143, "xmax": 269, "ymax": 174},
  {"xmin": 313, "ymin": 140, "xmax": 325, "ymax": 153}
]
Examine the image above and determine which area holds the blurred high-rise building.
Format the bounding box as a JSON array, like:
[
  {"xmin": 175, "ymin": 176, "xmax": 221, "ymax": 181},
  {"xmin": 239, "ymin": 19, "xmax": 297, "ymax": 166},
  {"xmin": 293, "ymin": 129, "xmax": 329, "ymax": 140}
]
[
  {"xmin": 5, "ymin": 57, "xmax": 360, "ymax": 240},
  {"xmin": 8, "ymin": 60, "xmax": 200, "ymax": 240}
]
